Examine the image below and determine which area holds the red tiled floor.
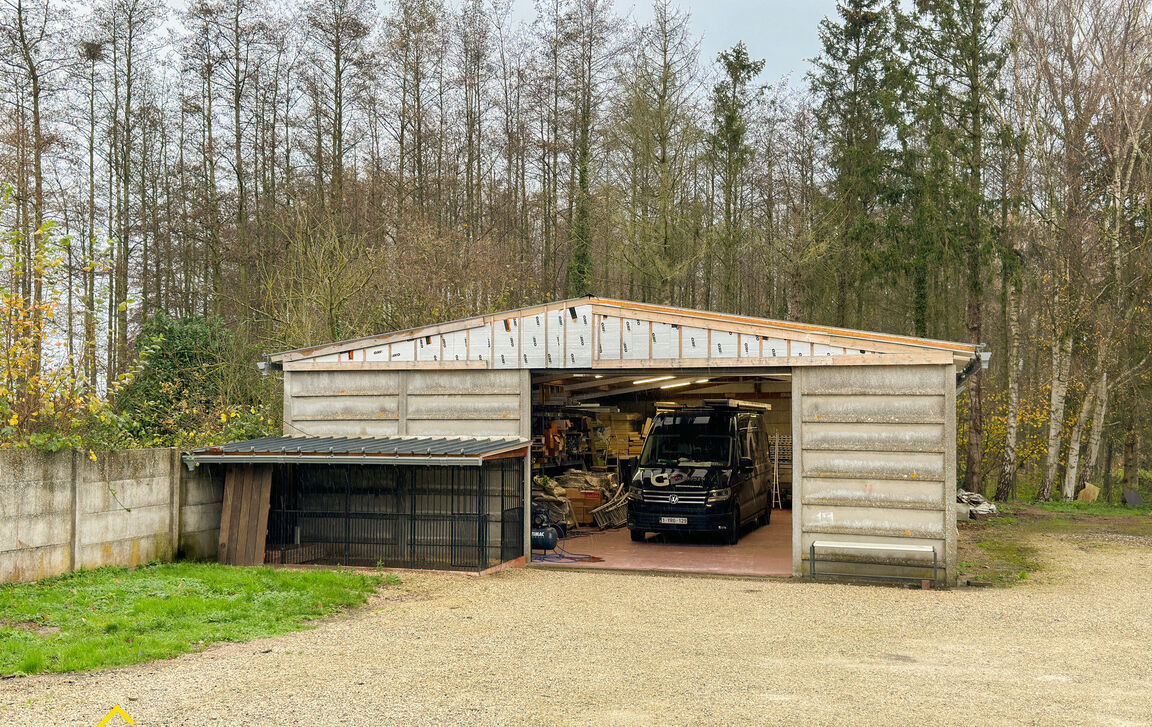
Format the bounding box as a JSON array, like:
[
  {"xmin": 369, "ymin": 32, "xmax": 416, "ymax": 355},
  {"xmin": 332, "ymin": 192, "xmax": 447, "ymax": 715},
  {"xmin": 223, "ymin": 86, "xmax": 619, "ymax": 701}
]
[{"xmin": 531, "ymin": 509, "xmax": 793, "ymax": 577}]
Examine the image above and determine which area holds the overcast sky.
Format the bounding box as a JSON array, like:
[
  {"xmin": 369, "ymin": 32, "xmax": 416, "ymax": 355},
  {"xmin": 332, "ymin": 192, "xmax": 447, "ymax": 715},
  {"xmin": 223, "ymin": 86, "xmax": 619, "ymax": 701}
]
[{"xmin": 511, "ymin": 0, "xmax": 839, "ymax": 86}]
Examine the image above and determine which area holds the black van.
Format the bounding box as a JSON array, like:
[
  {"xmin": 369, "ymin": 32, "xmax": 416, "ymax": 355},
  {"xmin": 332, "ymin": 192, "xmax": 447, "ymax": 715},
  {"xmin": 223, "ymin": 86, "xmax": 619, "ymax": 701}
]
[{"xmin": 626, "ymin": 400, "xmax": 772, "ymax": 545}]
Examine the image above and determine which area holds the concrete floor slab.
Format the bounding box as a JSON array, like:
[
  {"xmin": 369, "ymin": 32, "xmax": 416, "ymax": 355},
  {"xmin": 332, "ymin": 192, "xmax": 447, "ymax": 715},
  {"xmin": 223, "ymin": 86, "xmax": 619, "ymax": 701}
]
[{"xmin": 532, "ymin": 509, "xmax": 792, "ymax": 576}]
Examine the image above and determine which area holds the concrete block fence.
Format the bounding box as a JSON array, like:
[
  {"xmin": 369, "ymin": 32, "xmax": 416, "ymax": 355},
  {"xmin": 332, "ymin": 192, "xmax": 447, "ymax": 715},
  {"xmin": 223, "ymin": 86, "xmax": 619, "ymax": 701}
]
[{"xmin": 0, "ymin": 448, "xmax": 224, "ymax": 583}]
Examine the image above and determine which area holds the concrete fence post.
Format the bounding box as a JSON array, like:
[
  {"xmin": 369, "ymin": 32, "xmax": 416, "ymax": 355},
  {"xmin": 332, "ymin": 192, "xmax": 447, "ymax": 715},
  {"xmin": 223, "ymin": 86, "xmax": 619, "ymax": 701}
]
[
  {"xmin": 170, "ymin": 447, "xmax": 181, "ymax": 559},
  {"xmin": 70, "ymin": 449, "xmax": 80, "ymax": 572}
]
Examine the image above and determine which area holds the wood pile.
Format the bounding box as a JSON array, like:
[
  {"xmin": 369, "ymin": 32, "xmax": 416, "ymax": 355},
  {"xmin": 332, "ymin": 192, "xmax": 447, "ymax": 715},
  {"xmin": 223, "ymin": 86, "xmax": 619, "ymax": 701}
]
[{"xmin": 599, "ymin": 412, "xmax": 646, "ymax": 459}]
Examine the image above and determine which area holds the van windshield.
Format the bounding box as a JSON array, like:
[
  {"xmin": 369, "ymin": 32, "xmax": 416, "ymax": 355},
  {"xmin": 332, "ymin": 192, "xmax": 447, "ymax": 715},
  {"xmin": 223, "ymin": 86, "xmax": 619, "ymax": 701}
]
[{"xmin": 639, "ymin": 413, "xmax": 733, "ymax": 468}]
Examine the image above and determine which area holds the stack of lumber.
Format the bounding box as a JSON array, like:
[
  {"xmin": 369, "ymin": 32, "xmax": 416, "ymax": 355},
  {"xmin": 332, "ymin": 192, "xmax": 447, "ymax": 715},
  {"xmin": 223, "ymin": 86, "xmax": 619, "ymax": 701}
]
[{"xmin": 599, "ymin": 412, "xmax": 644, "ymax": 459}]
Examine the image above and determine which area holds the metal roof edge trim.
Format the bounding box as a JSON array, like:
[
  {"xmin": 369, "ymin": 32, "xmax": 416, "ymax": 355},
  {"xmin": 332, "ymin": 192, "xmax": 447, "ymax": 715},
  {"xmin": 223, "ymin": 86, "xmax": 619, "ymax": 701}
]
[
  {"xmin": 185, "ymin": 436, "xmax": 530, "ymax": 467},
  {"xmin": 182, "ymin": 453, "xmax": 489, "ymax": 467}
]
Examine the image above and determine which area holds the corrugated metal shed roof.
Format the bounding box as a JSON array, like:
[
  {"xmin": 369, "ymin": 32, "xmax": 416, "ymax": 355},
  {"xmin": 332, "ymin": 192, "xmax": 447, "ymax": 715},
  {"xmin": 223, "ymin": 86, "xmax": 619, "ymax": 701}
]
[{"xmin": 184, "ymin": 435, "xmax": 528, "ymax": 467}]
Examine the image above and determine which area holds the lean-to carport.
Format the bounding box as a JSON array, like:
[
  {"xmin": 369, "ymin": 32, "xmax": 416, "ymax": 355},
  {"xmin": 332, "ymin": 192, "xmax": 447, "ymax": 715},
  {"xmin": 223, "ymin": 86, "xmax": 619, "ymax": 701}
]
[{"xmin": 185, "ymin": 435, "xmax": 528, "ymax": 572}]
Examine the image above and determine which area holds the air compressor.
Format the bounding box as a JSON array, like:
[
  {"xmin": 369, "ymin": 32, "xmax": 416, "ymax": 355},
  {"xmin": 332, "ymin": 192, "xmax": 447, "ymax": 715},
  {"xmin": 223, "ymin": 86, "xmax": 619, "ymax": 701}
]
[{"xmin": 530, "ymin": 526, "xmax": 559, "ymax": 551}]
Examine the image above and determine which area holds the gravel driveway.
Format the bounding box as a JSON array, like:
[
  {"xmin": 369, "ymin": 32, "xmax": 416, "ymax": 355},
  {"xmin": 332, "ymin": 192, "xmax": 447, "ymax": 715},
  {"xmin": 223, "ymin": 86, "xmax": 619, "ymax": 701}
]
[{"xmin": 3, "ymin": 536, "xmax": 1150, "ymax": 727}]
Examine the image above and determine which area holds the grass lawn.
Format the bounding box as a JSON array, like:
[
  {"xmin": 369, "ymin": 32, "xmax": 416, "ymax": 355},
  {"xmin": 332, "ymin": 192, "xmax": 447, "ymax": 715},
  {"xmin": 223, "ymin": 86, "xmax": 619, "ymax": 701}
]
[
  {"xmin": 0, "ymin": 562, "xmax": 389, "ymax": 675},
  {"xmin": 958, "ymin": 502, "xmax": 1152, "ymax": 585}
]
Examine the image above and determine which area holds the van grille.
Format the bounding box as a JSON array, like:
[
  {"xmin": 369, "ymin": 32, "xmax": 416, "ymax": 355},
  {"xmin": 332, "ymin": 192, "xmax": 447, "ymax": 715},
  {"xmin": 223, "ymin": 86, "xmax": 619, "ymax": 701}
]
[{"xmin": 643, "ymin": 490, "xmax": 707, "ymax": 504}]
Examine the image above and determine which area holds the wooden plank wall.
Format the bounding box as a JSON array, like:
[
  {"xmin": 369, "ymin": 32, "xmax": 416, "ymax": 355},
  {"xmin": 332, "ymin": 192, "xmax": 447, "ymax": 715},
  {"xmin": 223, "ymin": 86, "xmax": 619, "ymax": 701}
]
[{"xmin": 217, "ymin": 464, "xmax": 273, "ymax": 566}]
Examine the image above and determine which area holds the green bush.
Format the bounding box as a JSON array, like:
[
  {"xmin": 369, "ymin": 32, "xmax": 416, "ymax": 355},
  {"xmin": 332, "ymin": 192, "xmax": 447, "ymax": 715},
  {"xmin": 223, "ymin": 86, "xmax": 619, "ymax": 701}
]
[{"xmin": 113, "ymin": 313, "xmax": 277, "ymax": 447}]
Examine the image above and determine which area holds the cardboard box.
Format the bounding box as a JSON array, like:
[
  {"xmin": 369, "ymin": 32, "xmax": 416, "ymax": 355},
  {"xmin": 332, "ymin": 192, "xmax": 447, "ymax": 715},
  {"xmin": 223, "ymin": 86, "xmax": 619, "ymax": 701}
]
[{"xmin": 565, "ymin": 488, "xmax": 602, "ymax": 526}]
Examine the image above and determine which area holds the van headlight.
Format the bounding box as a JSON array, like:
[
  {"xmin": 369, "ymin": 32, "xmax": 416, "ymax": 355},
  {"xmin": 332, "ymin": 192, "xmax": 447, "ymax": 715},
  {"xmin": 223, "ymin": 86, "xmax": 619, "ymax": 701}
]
[{"xmin": 706, "ymin": 487, "xmax": 732, "ymax": 503}]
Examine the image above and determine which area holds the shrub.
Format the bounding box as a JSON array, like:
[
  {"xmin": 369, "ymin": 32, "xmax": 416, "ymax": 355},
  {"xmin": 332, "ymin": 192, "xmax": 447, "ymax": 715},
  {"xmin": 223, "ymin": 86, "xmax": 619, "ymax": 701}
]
[{"xmin": 113, "ymin": 313, "xmax": 276, "ymax": 447}]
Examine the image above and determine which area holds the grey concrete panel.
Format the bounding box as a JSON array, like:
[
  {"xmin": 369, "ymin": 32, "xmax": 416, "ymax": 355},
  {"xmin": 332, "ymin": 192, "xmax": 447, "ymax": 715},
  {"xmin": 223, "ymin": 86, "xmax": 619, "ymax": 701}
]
[
  {"xmin": 801, "ymin": 421, "xmax": 945, "ymax": 452},
  {"xmin": 289, "ymin": 370, "xmax": 402, "ymax": 396},
  {"xmin": 77, "ymin": 476, "xmax": 170, "ymax": 513},
  {"xmin": 290, "ymin": 395, "xmax": 400, "ymax": 420},
  {"xmin": 802, "ymin": 450, "xmax": 945, "ymax": 481},
  {"xmin": 799, "ymin": 364, "xmax": 946, "ymax": 395},
  {"xmin": 78, "ymin": 504, "xmax": 170, "ymax": 546},
  {"xmin": 406, "ymin": 419, "xmax": 523, "ymax": 437},
  {"xmin": 178, "ymin": 530, "xmax": 219, "ymax": 561},
  {"xmin": 180, "ymin": 502, "xmax": 223, "ymax": 533},
  {"xmin": 406, "ymin": 370, "xmax": 522, "ymax": 395},
  {"xmin": 182, "ymin": 465, "xmax": 224, "ymax": 507},
  {"xmin": 0, "ymin": 479, "xmax": 68, "ymax": 519},
  {"xmin": 76, "ymin": 533, "xmax": 174, "ymax": 570},
  {"xmin": 801, "ymin": 394, "xmax": 945, "ymax": 423},
  {"xmin": 406, "ymin": 393, "xmax": 522, "ymax": 419},
  {"xmin": 286, "ymin": 420, "xmax": 402, "ymax": 437},
  {"xmin": 801, "ymin": 504, "xmax": 946, "ymax": 538},
  {"xmin": 1, "ymin": 511, "xmax": 71, "ymax": 551},
  {"xmin": 0, "ymin": 544, "xmax": 71, "ymax": 583},
  {"xmin": 801, "ymin": 477, "xmax": 946, "ymax": 508},
  {"xmin": 77, "ymin": 449, "xmax": 171, "ymax": 483}
]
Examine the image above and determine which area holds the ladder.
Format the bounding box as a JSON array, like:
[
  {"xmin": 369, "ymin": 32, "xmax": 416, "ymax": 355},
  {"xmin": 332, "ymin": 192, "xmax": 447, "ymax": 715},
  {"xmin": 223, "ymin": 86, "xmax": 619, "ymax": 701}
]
[{"xmin": 771, "ymin": 432, "xmax": 783, "ymax": 510}]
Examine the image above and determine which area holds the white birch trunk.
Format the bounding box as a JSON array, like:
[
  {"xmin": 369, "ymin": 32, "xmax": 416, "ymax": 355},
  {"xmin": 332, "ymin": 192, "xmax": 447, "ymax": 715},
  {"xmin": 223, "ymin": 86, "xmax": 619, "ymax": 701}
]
[
  {"xmin": 1062, "ymin": 385, "xmax": 1095, "ymax": 500},
  {"xmin": 996, "ymin": 280, "xmax": 1021, "ymax": 501},
  {"xmin": 1040, "ymin": 330, "xmax": 1073, "ymax": 500},
  {"xmin": 1079, "ymin": 373, "xmax": 1109, "ymax": 491}
]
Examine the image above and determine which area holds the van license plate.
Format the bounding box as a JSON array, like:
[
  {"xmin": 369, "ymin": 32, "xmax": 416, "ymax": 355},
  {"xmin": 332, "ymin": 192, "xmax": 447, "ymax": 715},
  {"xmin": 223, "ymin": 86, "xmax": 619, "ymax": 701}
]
[{"xmin": 660, "ymin": 516, "xmax": 688, "ymax": 525}]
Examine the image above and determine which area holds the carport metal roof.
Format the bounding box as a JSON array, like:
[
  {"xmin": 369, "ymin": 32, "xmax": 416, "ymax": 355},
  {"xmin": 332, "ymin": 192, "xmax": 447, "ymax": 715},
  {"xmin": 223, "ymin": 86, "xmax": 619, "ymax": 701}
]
[{"xmin": 184, "ymin": 435, "xmax": 529, "ymax": 467}]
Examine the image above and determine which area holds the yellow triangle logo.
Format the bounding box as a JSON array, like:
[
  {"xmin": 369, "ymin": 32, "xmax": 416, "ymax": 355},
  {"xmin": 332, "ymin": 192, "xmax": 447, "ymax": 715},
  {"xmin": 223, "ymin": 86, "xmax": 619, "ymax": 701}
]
[{"xmin": 96, "ymin": 704, "xmax": 136, "ymax": 726}]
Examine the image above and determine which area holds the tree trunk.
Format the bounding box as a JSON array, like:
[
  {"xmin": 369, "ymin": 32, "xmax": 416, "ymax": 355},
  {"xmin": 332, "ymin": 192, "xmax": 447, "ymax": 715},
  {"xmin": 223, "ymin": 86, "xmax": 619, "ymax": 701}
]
[
  {"xmin": 1078, "ymin": 373, "xmax": 1108, "ymax": 493},
  {"xmin": 1103, "ymin": 437, "xmax": 1114, "ymax": 505},
  {"xmin": 1062, "ymin": 384, "xmax": 1095, "ymax": 500},
  {"xmin": 995, "ymin": 277, "xmax": 1021, "ymax": 501},
  {"xmin": 1122, "ymin": 419, "xmax": 1138, "ymax": 494},
  {"xmin": 1039, "ymin": 329, "xmax": 1073, "ymax": 500}
]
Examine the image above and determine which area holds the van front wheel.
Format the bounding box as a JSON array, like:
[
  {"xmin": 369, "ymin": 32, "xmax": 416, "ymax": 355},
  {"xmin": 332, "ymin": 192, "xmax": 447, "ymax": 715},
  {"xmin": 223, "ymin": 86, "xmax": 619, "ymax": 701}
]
[
  {"xmin": 725, "ymin": 506, "xmax": 741, "ymax": 545},
  {"xmin": 630, "ymin": 529, "xmax": 646, "ymax": 542}
]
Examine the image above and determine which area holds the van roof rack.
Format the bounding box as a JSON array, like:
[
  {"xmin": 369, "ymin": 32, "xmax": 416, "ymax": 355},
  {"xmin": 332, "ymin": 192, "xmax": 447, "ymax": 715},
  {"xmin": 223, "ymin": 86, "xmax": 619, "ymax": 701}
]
[{"xmin": 701, "ymin": 399, "xmax": 772, "ymax": 411}]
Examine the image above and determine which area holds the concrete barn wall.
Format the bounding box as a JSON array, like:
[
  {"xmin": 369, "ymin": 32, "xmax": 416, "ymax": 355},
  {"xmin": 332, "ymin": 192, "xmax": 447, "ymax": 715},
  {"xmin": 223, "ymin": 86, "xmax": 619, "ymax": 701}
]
[
  {"xmin": 0, "ymin": 450, "xmax": 74, "ymax": 584},
  {"xmin": 0, "ymin": 449, "xmax": 226, "ymax": 584},
  {"xmin": 792, "ymin": 364, "xmax": 957, "ymax": 584},
  {"xmin": 283, "ymin": 369, "xmax": 531, "ymax": 439}
]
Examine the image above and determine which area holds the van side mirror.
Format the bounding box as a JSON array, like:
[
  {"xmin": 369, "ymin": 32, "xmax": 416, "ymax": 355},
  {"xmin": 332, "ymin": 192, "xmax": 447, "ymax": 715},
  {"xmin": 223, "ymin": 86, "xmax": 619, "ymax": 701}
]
[{"xmin": 740, "ymin": 456, "xmax": 754, "ymax": 469}]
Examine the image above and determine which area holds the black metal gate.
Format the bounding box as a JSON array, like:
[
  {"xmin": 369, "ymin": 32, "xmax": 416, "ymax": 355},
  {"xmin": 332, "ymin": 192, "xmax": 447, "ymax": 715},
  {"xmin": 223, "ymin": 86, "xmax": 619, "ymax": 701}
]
[{"xmin": 264, "ymin": 459, "xmax": 524, "ymax": 571}]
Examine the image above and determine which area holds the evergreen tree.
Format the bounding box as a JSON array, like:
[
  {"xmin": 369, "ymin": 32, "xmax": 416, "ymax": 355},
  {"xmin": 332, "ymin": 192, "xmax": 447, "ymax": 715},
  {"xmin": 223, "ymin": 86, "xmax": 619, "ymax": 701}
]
[
  {"xmin": 887, "ymin": 9, "xmax": 957, "ymax": 338},
  {"xmin": 708, "ymin": 41, "xmax": 763, "ymax": 312},
  {"xmin": 809, "ymin": 0, "xmax": 901, "ymax": 327},
  {"xmin": 611, "ymin": 0, "xmax": 699, "ymax": 303},
  {"xmin": 909, "ymin": 0, "xmax": 1006, "ymax": 494}
]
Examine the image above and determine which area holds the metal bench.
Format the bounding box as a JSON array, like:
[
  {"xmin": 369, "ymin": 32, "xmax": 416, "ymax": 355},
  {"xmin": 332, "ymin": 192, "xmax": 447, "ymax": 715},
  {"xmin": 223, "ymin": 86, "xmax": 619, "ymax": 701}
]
[{"xmin": 809, "ymin": 540, "xmax": 938, "ymax": 588}]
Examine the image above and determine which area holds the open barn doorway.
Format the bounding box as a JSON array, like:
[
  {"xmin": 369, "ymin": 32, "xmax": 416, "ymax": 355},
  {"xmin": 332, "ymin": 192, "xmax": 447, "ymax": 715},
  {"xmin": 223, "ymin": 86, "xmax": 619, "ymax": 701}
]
[{"xmin": 527, "ymin": 368, "xmax": 793, "ymax": 576}]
